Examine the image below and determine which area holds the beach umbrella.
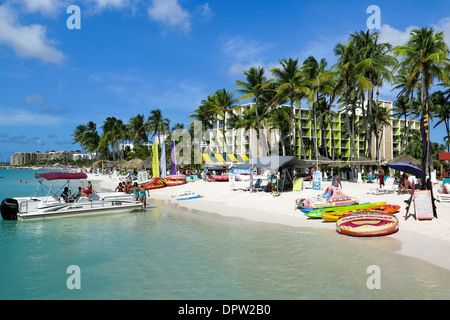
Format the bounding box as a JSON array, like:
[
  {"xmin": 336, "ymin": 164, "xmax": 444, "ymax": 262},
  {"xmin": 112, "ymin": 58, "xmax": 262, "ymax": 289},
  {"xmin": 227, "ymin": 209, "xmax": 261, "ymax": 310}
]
[
  {"xmin": 116, "ymin": 160, "xmax": 128, "ymax": 169},
  {"xmin": 123, "ymin": 158, "xmax": 143, "ymax": 170},
  {"xmin": 384, "ymin": 154, "xmax": 421, "ymax": 168},
  {"xmin": 386, "ymin": 162, "xmax": 423, "ymax": 177},
  {"xmin": 137, "ymin": 157, "xmax": 152, "ymax": 171}
]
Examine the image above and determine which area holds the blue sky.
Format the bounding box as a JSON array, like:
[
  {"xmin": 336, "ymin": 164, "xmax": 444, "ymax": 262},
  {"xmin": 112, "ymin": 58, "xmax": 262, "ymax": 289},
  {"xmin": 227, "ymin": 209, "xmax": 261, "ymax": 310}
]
[{"xmin": 1, "ymin": 0, "xmax": 450, "ymax": 162}]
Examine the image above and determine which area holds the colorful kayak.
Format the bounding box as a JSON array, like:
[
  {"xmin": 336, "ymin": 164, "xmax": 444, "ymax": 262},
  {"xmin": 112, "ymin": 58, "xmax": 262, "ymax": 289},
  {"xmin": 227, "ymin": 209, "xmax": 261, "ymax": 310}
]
[
  {"xmin": 144, "ymin": 177, "xmax": 166, "ymax": 190},
  {"xmin": 305, "ymin": 202, "xmax": 386, "ymax": 219},
  {"xmin": 322, "ymin": 205, "xmax": 400, "ymax": 222},
  {"xmin": 177, "ymin": 195, "xmax": 203, "ymax": 201},
  {"xmin": 336, "ymin": 210, "xmax": 399, "ymax": 237}
]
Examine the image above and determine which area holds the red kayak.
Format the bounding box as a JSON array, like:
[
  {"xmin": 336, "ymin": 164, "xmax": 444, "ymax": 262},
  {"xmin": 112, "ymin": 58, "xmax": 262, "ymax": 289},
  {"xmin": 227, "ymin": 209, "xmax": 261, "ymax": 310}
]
[{"xmin": 144, "ymin": 177, "xmax": 166, "ymax": 190}]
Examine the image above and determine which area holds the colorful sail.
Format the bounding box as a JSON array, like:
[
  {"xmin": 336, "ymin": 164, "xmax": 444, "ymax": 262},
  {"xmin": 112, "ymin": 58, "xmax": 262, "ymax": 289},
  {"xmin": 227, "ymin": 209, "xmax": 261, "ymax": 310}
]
[
  {"xmin": 160, "ymin": 137, "xmax": 166, "ymax": 178},
  {"xmin": 152, "ymin": 141, "xmax": 159, "ymax": 178},
  {"xmin": 171, "ymin": 140, "xmax": 177, "ymax": 175}
]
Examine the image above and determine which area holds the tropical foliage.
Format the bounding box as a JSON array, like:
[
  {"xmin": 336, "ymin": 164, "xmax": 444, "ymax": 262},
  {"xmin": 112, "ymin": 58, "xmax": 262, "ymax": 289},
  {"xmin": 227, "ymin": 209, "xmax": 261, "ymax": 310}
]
[{"xmin": 73, "ymin": 28, "xmax": 449, "ymax": 176}]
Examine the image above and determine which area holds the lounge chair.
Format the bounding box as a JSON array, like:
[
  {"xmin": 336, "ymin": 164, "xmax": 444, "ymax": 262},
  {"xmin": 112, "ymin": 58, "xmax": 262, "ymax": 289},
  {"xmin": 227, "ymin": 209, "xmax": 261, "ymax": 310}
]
[
  {"xmin": 370, "ymin": 177, "xmax": 396, "ymax": 194},
  {"xmin": 437, "ymin": 182, "xmax": 450, "ymax": 203},
  {"xmin": 366, "ymin": 176, "xmax": 375, "ymax": 183},
  {"xmin": 243, "ymin": 178, "xmax": 262, "ymax": 192}
]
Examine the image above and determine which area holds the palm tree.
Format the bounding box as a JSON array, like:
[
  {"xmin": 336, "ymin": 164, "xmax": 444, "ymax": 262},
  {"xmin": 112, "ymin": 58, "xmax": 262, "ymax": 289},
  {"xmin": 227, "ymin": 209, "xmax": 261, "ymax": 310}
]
[
  {"xmin": 351, "ymin": 30, "xmax": 397, "ymax": 158},
  {"xmin": 84, "ymin": 121, "xmax": 100, "ymax": 160},
  {"xmin": 394, "ymin": 27, "xmax": 450, "ymax": 184},
  {"xmin": 302, "ymin": 56, "xmax": 335, "ymax": 160},
  {"xmin": 127, "ymin": 114, "xmax": 149, "ymax": 149},
  {"xmin": 101, "ymin": 117, "xmax": 124, "ymax": 162},
  {"xmin": 190, "ymin": 96, "xmax": 216, "ymax": 131},
  {"xmin": 208, "ymin": 88, "xmax": 239, "ymax": 154},
  {"xmin": 372, "ymin": 103, "xmax": 391, "ymax": 161},
  {"xmin": 234, "ymin": 67, "xmax": 272, "ymax": 156},
  {"xmin": 270, "ymin": 58, "xmax": 310, "ymax": 158},
  {"xmin": 147, "ymin": 109, "xmax": 170, "ymax": 145},
  {"xmin": 269, "ymin": 105, "xmax": 291, "ymax": 156},
  {"xmin": 430, "ymin": 91, "xmax": 450, "ymax": 152},
  {"xmin": 72, "ymin": 124, "xmax": 87, "ymax": 156},
  {"xmin": 333, "ymin": 41, "xmax": 372, "ymax": 164}
]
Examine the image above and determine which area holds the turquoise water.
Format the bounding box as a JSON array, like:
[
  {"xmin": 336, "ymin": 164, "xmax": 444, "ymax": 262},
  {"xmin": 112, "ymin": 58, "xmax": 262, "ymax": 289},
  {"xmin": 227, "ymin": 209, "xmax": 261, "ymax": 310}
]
[{"xmin": 1, "ymin": 169, "xmax": 450, "ymax": 300}]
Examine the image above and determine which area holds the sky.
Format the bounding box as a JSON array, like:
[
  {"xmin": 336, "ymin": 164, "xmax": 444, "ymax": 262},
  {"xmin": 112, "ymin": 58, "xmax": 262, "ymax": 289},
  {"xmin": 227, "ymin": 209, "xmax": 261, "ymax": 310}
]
[{"xmin": 1, "ymin": 0, "xmax": 450, "ymax": 162}]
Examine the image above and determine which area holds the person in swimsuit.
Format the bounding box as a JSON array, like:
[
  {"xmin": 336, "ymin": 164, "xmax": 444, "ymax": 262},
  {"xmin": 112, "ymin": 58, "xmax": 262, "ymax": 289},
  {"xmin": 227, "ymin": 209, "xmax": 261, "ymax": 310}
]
[
  {"xmin": 138, "ymin": 184, "xmax": 147, "ymax": 208},
  {"xmin": 378, "ymin": 166, "xmax": 385, "ymax": 188},
  {"xmin": 132, "ymin": 182, "xmax": 139, "ymax": 200},
  {"xmin": 332, "ymin": 173, "xmax": 342, "ymax": 188}
]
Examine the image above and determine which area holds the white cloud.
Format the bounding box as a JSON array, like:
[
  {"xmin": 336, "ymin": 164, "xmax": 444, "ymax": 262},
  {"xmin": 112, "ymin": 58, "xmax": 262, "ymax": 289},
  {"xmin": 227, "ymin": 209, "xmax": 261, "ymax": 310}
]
[
  {"xmin": 379, "ymin": 24, "xmax": 417, "ymax": 48},
  {"xmin": 199, "ymin": 3, "xmax": 213, "ymax": 20},
  {"xmin": 18, "ymin": 0, "xmax": 63, "ymax": 16},
  {"xmin": 148, "ymin": 0, "xmax": 191, "ymax": 32},
  {"xmin": 433, "ymin": 17, "xmax": 450, "ymax": 47},
  {"xmin": 25, "ymin": 94, "xmax": 45, "ymax": 104},
  {"xmin": 221, "ymin": 36, "xmax": 273, "ymax": 75},
  {"xmin": 0, "ymin": 4, "xmax": 64, "ymax": 64},
  {"xmin": 379, "ymin": 18, "xmax": 450, "ymax": 49},
  {"xmin": 87, "ymin": 0, "xmax": 130, "ymax": 11},
  {"xmin": 0, "ymin": 108, "xmax": 60, "ymax": 126}
]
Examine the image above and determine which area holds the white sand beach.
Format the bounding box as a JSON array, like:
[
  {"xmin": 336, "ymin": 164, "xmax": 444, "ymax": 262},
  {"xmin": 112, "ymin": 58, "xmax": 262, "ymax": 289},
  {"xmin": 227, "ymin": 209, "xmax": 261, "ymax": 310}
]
[{"xmin": 88, "ymin": 173, "xmax": 450, "ymax": 271}]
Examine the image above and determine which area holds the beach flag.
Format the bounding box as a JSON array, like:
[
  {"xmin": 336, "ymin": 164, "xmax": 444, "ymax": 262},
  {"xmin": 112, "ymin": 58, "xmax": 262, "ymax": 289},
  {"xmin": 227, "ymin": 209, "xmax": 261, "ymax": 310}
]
[
  {"xmin": 170, "ymin": 140, "xmax": 177, "ymax": 175},
  {"xmin": 152, "ymin": 141, "xmax": 159, "ymax": 178},
  {"xmin": 160, "ymin": 137, "xmax": 167, "ymax": 178}
]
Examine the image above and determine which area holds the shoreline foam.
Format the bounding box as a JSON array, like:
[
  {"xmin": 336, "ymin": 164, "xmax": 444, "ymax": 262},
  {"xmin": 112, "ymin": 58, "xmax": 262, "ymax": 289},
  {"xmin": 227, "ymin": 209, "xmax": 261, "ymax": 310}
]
[{"xmin": 88, "ymin": 173, "xmax": 450, "ymax": 271}]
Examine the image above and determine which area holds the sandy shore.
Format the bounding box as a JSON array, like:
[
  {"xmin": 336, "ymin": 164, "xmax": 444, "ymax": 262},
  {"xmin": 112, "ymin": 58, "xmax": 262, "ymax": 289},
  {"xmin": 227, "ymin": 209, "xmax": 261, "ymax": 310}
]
[{"xmin": 88, "ymin": 173, "xmax": 450, "ymax": 271}]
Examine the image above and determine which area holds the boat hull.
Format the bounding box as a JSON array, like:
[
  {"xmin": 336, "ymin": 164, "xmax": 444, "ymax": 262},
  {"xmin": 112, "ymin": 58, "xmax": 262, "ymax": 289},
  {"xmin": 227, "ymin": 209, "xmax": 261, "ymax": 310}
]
[{"xmin": 17, "ymin": 200, "xmax": 142, "ymax": 220}]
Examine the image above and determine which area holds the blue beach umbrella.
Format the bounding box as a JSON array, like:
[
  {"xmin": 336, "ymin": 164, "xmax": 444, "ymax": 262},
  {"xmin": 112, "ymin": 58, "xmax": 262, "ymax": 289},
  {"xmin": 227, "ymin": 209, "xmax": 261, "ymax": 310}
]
[{"xmin": 386, "ymin": 162, "xmax": 423, "ymax": 177}]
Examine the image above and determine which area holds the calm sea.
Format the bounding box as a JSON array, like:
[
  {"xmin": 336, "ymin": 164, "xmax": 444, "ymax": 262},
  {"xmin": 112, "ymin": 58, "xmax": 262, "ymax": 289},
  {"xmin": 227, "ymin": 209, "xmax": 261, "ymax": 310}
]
[{"xmin": 1, "ymin": 168, "xmax": 450, "ymax": 300}]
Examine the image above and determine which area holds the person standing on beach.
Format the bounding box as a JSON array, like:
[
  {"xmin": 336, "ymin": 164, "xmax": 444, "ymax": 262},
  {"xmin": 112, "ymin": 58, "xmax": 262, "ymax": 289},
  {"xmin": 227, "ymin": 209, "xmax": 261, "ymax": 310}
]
[
  {"xmin": 332, "ymin": 173, "xmax": 342, "ymax": 189},
  {"xmin": 139, "ymin": 184, "xmax": 147, "ymax": 208},
  {"xmin": 378, "ymin": 166, "xmax": 385, "ymax": 188}
]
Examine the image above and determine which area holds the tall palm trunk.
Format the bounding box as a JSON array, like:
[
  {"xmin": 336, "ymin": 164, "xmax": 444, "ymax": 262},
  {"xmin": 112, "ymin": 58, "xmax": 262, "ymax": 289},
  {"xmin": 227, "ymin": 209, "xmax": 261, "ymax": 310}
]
[{"xmin": 420, "ymin": 68, "xmax": 432, "ymax": 187}]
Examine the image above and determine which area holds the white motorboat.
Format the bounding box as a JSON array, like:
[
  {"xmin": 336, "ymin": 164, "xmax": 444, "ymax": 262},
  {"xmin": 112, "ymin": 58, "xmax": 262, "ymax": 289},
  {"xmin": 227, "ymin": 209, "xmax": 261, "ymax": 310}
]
[{"xmin": 1, "ymin": 172, "xmax": 143, "ymax": 220}]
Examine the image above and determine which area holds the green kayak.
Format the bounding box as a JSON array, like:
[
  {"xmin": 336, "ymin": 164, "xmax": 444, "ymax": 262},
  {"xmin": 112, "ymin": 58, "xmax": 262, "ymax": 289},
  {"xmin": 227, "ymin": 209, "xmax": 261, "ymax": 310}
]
[{"xmin": 305, "ymin": 202, "xmax": 387, "ymax": 219}]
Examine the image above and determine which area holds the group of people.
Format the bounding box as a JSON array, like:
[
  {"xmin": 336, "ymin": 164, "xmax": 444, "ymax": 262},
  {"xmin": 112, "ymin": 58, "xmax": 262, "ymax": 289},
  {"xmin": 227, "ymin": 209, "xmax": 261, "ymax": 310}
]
[
  {"xmin": 60, "ymin": 181, "xmax": 93, "ymax": 203},
  {"xmin": 115, "ymin": 178, "xmax": 147, "ymax": 208}
]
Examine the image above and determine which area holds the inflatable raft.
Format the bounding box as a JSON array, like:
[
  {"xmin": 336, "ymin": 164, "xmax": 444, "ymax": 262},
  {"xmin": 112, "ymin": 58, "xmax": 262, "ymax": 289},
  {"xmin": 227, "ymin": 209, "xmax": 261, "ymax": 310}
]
[
  {"xmin": 296, "ymin": 186, "xmax": 359, "ymax": 209},
  {"xmin": 322, "ymin": 205, "xmax": 400, "ymax": 222},
  {"xmin": 336, "ymin": 210, "xmax": 399, "ymax": 237},
  {"xmin": 164, "ymin": 175, "xmax": 187, "ymax": 186}
]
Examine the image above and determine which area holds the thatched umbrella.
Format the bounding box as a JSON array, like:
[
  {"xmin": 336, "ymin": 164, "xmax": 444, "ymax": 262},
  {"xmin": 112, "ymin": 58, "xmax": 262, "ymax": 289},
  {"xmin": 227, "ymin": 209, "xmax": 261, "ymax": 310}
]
[
  {"xmin": 123, "ymin": 158, "xmax": 143, "ymax": 170},
  {"xmin": 137, "ymin": 157, "xmax": 152, "ymax": 171},
  {"xmin": 116, "ymin": 160, "xmax": 128, "ymax": 169},
  {"xmin": 92, "ymin": 160, "xmax": 108, "ymax": 168},
  {"xmin": 384, "ymin": 154, "xmax": 421, "ymax": 168}
]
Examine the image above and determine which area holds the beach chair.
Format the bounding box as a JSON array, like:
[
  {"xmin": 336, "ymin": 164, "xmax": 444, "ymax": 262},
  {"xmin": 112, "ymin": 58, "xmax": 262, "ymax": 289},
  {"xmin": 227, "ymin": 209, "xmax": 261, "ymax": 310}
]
[
  {"xmin": 370, "ymin": 177, "xmax": 396, "ymax": 194},
  {"xmin": 437, "ymin": 182, "xmax": 450, "ymax": 203},
  {"xmin": 243, "ymin": 179, "xmax": 262, "ymax": 192},
  {"xmin": 366, "ymin": 176, "xmax": 375, "ymax": 183}
]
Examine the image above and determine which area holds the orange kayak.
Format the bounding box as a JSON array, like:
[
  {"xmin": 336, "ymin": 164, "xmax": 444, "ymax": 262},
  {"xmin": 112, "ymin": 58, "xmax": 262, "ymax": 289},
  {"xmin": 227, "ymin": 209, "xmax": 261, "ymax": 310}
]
[{"xmin": 322, "ymin": 205, "xmax": 400, "ymax": 222}]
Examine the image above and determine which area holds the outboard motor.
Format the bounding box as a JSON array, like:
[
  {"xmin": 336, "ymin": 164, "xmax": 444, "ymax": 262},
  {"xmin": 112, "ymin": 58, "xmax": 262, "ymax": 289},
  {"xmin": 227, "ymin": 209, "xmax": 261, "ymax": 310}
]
[{"xmin": 1, "ymin": 198, "xmax": 19, "ymax": 221}]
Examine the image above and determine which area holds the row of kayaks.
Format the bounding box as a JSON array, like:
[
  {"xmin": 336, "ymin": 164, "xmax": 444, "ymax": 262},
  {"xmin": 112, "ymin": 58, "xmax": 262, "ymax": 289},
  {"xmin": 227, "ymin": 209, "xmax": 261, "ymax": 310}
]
[{"xmin": 296, "ymin": 189, "xmax": 401, "ymax": 237}]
